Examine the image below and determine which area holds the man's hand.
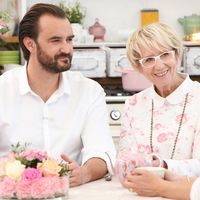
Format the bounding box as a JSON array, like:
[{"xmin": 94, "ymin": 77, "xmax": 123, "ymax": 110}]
[
  {"xmin": 61, "ymin": 153, "xmax": 108, "ymax": 187},
  {"xmin": 61, "ymin": 154, "xmax": 89, "ymax": 187}
]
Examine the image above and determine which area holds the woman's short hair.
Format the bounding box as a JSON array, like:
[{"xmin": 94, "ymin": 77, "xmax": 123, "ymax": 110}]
[
  {"xmin": 19, "ymin": 3, "xmax": 66, "ymax": 61},
  {"xmin": 127, "ymin": 22, "xmax": 183, "ymax": 70}
]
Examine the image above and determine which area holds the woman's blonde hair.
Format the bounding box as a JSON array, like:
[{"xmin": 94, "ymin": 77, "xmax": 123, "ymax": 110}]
[{"xmin": 127, "ymin": 22, "xmax": 183, "ymax": 70}]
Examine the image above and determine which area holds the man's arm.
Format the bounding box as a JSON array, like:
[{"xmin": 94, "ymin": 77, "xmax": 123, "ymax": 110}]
[{"xmin": 61, "ymin": 154, "xmax": 107, "ymax": 187}]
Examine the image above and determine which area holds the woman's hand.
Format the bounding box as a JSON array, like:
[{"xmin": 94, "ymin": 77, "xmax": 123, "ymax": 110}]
[
  {"xmin": 164, "ymin": 170, "xmax": 183, "ymax": 182},
  {"xmin": 124, "ymin": 169, "xmax": 165, "ymax": 197}
]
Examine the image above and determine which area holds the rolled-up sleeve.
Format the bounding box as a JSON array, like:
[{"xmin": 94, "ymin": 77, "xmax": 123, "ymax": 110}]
[{"xmin": 81, "ymin": 86, "xmax": 116, "ymax": 174}]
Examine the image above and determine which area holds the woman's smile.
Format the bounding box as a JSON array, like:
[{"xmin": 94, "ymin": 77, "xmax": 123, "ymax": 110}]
[{"xmin": 154, "ymin": 70, "xmax": 168, "ymax": 77}]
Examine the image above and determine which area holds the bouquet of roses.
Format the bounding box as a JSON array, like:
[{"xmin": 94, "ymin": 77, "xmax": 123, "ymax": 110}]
[{"xmin": 0, "ymin": 143, "xmax": 69, "ymax": 199}]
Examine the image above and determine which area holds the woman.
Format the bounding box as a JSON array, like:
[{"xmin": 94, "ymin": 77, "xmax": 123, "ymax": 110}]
[{"xmin": 116, "ymin": 22, "xmax": 200, "ymax": 199}]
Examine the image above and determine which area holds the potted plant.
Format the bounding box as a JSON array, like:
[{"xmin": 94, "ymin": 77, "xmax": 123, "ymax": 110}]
[
  {"xmin": 0, "ymin": 11, "xmax": 20, "ymax": 73},
  {"xmin": 58, "ymin": 1, "xmax": 86, "ymax": 24},
  {"xmin": 59, "ymin": 1, "xmax": 86, "ymax": 43},
  {"xmin": 0, "ymin": 11, "xmax": 10, "ymax": 48}
]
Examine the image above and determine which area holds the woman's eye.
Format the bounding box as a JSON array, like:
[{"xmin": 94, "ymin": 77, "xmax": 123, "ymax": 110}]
[
  {"xmin": 161, "ymin": 52, "xmax": 170, "ymax": 58},
  {"xmin": 145, "ymin": 57, "xmax": 154, "ymax": 63}
]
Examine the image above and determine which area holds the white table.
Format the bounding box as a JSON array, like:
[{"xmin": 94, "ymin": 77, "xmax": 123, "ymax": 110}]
[{"xmin": 69, "ymin": 177, "xmax": 172, "ymax": 200}]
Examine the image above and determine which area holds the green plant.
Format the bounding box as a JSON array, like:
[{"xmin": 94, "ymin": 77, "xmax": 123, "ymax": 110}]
[
  {"xmin": 0, "ymin": 11, "xmax": 10, "ymax": 46},
  {"xmin": 59, "ymin": 1, "xmax": 85, "ymax": 24}
]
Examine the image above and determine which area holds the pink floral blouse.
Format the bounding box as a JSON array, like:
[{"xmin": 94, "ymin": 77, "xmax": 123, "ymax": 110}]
[{"xmin": 118, "ymin": 74, "xmax": 200, "ymax": 176}]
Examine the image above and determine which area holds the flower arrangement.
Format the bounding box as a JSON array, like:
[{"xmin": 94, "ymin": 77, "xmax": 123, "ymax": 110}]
[
  {"xmin": 0, "ymin": 143, "xmax": 69, "ymax": 199},
  {"xmin": 0, "ymin": 11, "xmax": 10, "ymax": 38},
  {"xmin": 58, "ymin": 1, "xmax": 86, "ymax": 24},
  {"xmin": 0, "ymin": 11, "xmax": 10, "ymax": 53}
]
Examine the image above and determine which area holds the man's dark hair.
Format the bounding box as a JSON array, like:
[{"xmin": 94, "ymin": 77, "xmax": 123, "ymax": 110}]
[{"xmin": 19, "ymin": 3, "xmax": 66, "ymax": 61}]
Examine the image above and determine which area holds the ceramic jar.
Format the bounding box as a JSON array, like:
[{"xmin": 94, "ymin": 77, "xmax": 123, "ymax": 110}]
[{"xmin": 88, "ymin": 18, "xmax": 106, "ymax": 42}]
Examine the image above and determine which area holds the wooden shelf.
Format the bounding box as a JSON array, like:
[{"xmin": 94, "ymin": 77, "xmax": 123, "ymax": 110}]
[{"xmin": 4, "ymin": 36, "xmax": 19, "ymax": 43}]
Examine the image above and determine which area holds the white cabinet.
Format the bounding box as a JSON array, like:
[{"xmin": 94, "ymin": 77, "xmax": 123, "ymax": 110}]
[{"xmin": 71, "ymin": 48, "xmax": 107, "ymax": 78}]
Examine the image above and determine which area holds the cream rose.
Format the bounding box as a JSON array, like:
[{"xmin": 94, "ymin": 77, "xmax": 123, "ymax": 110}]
[
  {"xmin": 37, "ymin": 159, "xmax": 62, "ymax": 176},
  {"xmin": 5, "ymin": 160, "xmax": 25, "ymax": 180}
]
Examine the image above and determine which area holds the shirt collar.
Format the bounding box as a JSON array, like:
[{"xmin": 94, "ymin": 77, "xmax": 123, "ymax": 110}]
[
  {"xmin": 19, "ymin": 65, "xmax": 31, "ymax": 95},
  {"xmin": 149, "ymin": 74, "xmax": 193, "ymax": 108},
  {"xmin": 56, "ymin": 72, "xmax": 71, "ymax": 96},
  {"xmin": 19, "ymin": 65, "xmax": 71, "ymax": 96}
]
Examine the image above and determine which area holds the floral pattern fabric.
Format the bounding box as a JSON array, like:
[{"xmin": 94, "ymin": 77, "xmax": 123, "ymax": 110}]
[{"xmin": 118, "ymin": 74, "xmax": 200, "ymax": 176}]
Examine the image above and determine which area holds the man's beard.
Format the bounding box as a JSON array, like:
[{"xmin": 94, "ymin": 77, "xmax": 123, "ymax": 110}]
[{"xmin": 36, "ymin": 43, "xmax": 72, "ymax": 73}]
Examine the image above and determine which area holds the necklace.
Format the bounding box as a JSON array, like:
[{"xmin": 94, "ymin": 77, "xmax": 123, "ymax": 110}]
[{"xmin": 150, "ymin": 93, "xmax": 188, "ymax": 159}]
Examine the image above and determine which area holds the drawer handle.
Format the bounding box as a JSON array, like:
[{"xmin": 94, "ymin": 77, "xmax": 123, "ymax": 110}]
[
  {"xmin": 194, "ymin": 55, "xmax": 200, "ymax": 69},
  {"xmin": 71, "ymin": 57, "xmax": 99, "ymax": 71}
]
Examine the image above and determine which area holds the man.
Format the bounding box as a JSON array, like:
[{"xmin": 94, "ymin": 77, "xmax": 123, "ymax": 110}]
[{"xmin": 0, "ymin": 3, "xmax": 116, "ymax": 187}]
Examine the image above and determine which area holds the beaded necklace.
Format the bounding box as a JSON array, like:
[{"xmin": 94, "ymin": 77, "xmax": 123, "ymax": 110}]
[{"xmin": 150, "ymin": 93, "xmax": 188, "ymax": 159}]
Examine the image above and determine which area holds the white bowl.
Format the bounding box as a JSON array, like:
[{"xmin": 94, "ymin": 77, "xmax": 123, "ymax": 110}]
[{"xmin": 136, "ymin": 167, "xmax": 165, "ymax": 178}]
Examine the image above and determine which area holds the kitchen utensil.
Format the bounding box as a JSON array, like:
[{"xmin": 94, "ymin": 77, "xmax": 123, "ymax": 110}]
[
  {"xmin": 115, "ymin": 67, "xmax": 151, "ymax": 92},
  {"xmin": 136, "ymin": 166, "xmax": 165, "ymax": 178},
  {"xmin": 115, "ymin": 153, "xmax": 157, "ymax": 184},
  {"xmin": 141, "ymin": 9, "xmax": 159, "ymax": 26},
  {"xmin": 178, "ymin": 14, "xmax": 200, "ymax": 40}
]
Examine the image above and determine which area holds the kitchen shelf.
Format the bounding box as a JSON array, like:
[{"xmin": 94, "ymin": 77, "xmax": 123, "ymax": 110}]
[
  {"xmin": 183, "ymin": 41, "xmax": 200, "ymax": 46},
  {"xmin": 3, "ymin": 36, "xmax": 19, "ymax": 43},
  {"xmin": 74, "ymin": 42, "xmax": 126, "ymax": 48}
]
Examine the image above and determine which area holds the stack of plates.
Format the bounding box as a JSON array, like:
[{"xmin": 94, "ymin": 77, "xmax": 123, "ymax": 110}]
[{"xmin": 0, "ymin": 50, "xmax": 20, "ymax": 65}]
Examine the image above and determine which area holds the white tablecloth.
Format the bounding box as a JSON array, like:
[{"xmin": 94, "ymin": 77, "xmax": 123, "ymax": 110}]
[{"xmin": 69, "ymin": 176, "xmax": 172, "ymax": 200}]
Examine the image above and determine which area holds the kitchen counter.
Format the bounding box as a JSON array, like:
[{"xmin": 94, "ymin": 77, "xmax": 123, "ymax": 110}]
[{"xmin": 69, "ymin": 176, "xmax": 172, "ymax": 200}]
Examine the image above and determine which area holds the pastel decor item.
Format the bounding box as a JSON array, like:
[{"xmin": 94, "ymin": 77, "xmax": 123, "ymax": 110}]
[
  {"xmin": 136, "ymin": 167, "xmax": 165, "ymax": 178},
  {"xmin": 115, "ymin": 152, "xmax": 153, "ymax": 185},
  {"xmin": 89, "ymin": 18, "xmax": 106, "ymax": 42},
  {"xmin": 141, "ymin": 9, "xmax": 159, "ymax": 26},
  {"xmin": 178, "ymin": 14, "xmax": 200, "ymax": 41},
  {"xmin": 0, "ymin": 143, "xmax": 69, "ymax": 199}
]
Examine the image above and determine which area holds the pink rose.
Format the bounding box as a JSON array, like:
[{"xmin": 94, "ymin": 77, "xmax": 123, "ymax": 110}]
[
  {"xmin": 31, "ymin": 177, "xmax": 57, "ymax": 199},
  {"xmin": 20, "ymin": 150, "xmax": 48, "ymax": 161},
  {"xmin": 16, "ymin": 180, "xmax": 32, "ymax": 199},
  {"xmin": 0, "ymin": 177, "xmax": 16, "ymax": 198},
  {"xmin": 22, "ymin": 168, "xmax": 42, "ymax": 182}
]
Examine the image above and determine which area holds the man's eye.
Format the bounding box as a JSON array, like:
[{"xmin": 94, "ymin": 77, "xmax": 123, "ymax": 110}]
[
  {"xmin": 52, "ymin": 39, "xmax": 60, "ymax": 43},
  {"xmin": 67, "ymin": 38, "xmax": 73, "ymax": 42}
]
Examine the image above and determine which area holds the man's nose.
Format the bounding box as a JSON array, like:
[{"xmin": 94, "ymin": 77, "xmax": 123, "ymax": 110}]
[{"xmin": 61, "ymin": 42, "xmax": 72, "ymax": 53}]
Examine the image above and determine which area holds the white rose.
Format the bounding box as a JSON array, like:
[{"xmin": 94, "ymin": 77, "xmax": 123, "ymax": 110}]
[{"xmin": 5, "ymin": 160, "xmax": 25, "ymax": 180}]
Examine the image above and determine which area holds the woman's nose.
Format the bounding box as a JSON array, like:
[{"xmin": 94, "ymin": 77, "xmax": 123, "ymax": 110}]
[{"xmin": 154, "ymin": 57, "xmax": 165, "ymax": 69}]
